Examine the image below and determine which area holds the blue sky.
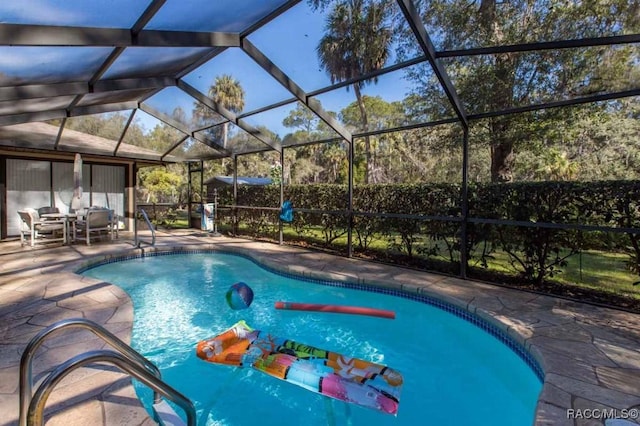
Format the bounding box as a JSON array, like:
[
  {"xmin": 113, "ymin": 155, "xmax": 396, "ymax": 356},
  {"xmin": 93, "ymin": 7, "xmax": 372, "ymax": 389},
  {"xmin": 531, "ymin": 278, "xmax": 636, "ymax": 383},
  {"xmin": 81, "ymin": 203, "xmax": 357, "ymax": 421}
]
[
  {"xmin": 141, "ymin": 1, "xmax": 418, "ymax": 138},
  {"xmin": 0, "ymin": 1, "xmax": 420, "ymax": 141}
]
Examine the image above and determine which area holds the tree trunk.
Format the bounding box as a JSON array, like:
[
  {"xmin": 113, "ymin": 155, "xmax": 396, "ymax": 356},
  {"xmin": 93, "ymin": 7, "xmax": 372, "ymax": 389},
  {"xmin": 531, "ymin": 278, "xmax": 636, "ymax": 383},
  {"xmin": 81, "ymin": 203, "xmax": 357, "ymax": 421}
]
[
  {"xmin": 353, "ymin": 83, "xmax": 374, "ymax": 184},
  {"xmin": 219, "ymin": 123, "xmax": 230, "ymax": 175},
  {"xmin": 490, "ymin": 118, "xmax": 515, "ymax": 182},
  {"xmin": 479, "ymin": 0, "xmax": 517, "ymax": 182},
  {"xmin": 222, "ymin": 122, "xmax": 228, "ymax": 149}
]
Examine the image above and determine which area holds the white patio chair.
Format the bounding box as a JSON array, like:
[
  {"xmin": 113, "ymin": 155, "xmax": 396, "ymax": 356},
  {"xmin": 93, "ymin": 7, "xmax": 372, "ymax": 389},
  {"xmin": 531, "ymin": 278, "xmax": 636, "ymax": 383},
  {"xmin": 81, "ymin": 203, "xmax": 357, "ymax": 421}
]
[
  {"xmin": 17, "ymin": 209, "xmax": 67, "ymax": 247},
  {"xmin": 73, "ymin": 208, "xmax": 114, "ymax": 245}
]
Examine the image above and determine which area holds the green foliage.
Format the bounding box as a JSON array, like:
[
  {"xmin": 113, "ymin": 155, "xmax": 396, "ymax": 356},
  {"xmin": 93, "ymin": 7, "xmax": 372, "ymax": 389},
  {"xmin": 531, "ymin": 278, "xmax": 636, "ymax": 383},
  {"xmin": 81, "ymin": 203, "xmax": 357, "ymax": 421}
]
[
  {"xmin": 138, "ymin": 167, "xmax": 183, "ymax": 203},
  {"xmin": 399, "ymin": 0, "xmax": 638, "ymax": 181},
  {"xmin": 193, "ymin": 74, "xmax": 245, "ymax": 151},
  {"xmin": 269, "ymin": 161, "xmax": 283, "ymax": 186},
  {"xmin": 281, "ymin": 97, "xmax": 639, "ymax": 186},
  {"xmin": 236, "ymin": 209, "xmax": 279, "ymax": 240},
  {"xmin": 317, "ymin": 0, "xmax": 393, "ymax": 183},
  {"xmin": 473, "ymin": 183, "xmax": 581, "ymax": 282},
  {"xmin": 235, "ymin": 150, "xmax": 279, "ymax": 178},
  {"xmin": 340, "ymin": 95, "xmax": 404, "ymax": 131},
  {"xmin": 234, "ymin": 185, "xmax": 280, "ymax": 207},
  {"xmin": 317, "ymin": 1, "xmax": 392, "ymax": 86},
  {"xmin": 352, "ymin": 185, "xmax": 386, "ymax": 249},
  {"xmin": 599, "ymin": 181, "xmax": 640, "ymax": 278},
  {"xmin": 289, "ymin": 184, "xmax": 349, "ymax": 245},
  {"xmin": 281, "ymin": 105, "xmax": 346, "ymax": 184},
  {"xmin": 64, "ymin": 113, "xmax": 122, "ymax": 137},
  {"xmin": 145, "ymin": 118, "xmax": 184, "ymax": 153},
  {"xmin": 228, "ymin": 180, "xmax": 640, "ymax": 289},
  {"xmin": 136, "ymin": 204, "xmax": 184, "ymax": 229},
  {"xmin": 469, "ymin": 181, "xmax": 640, "ymax": 283}
]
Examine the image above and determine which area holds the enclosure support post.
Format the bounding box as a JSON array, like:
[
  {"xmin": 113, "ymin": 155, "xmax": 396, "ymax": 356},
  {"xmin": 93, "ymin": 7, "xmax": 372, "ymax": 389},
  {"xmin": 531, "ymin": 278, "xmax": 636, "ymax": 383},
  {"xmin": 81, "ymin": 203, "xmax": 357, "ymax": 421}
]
[
  {"xmin": 460, "ymin": 127, "xmax": 470, "ymax": 279},
  {"xmin": 347, "ymin": 137, "xmax": 354, "ymax": 258},
  {"xmin": 199, "ymin": 160, "xmax": 204, "ymax": 230},
  {"xmin": 0, "ymin": 157, "xmax": 5, "ymax": 239},
  {"xmin": 200, "ymin": 160, "xmax": 204, "ymax": 201},
  {"xmin": 187, "ymin": 161, "xmax": 203, "ymax": 230},
  {"xmin": 279, "ymin": 148, "xmax": 284, "ymax": 245},
  {"xmin": 133, "ymin": 162, "xmax": 138, "ymax": 242},
  {"xmin": 187, "ymin": 162, "xmax": 192, "ymax": 228},
  {"xmin": 211, "ymin": 188, "xmax": 221, "ymax": 237},
  {"xmin": 233, "ymin": 155, "xmax": 238, "ymax": 236}
]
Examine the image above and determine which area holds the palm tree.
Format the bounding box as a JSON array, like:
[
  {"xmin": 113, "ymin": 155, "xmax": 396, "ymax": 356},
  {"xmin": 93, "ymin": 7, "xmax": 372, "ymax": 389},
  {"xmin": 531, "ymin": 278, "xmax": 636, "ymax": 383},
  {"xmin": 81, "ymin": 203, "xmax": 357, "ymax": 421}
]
[
  {"xmin": 194, "ymin": 74, "xmax": 245, "ymax": 150},
  {"xmin": 316, "ymin": 0, "xmax": 392, "ymax": 184},
  {"xmin": 209, "ymin": 74, "xmax": 245, "ymax": 149}
]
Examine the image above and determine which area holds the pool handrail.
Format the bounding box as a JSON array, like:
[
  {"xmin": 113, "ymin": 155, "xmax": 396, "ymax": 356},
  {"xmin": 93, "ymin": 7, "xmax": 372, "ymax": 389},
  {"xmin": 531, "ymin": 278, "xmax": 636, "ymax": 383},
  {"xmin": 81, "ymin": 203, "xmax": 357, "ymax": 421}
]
[
  {"xmin": 135, "ymin": 207, "xmax": 156, "ymax": 248},
  {"xmin": 19, "ymin": 318, "xmax": 164, "ymax": 426},
  {"xmin": 26, "ymin": 349, "xmax": 196, "ymax": 426}
]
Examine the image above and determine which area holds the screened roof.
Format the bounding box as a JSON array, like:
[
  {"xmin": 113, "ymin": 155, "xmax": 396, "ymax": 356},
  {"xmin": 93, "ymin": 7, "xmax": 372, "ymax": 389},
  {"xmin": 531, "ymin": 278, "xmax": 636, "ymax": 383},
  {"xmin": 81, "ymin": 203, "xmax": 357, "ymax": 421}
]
[{"xmin": 0, "ymin": 0, "xmax": 637, "ymax": 164}]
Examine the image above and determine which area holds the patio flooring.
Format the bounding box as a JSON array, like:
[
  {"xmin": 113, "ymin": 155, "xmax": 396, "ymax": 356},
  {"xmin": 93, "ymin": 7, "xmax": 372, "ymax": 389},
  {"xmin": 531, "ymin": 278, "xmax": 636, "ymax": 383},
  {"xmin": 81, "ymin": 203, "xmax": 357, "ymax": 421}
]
[{"xmin": 1, "ymin": 230, "xmax": 640, "ymax": 425}]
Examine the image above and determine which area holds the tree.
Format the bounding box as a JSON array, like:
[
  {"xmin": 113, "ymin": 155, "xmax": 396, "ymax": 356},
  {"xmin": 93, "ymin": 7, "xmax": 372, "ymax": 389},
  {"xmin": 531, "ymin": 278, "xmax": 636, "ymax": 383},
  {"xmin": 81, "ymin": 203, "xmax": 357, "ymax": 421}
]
[
  {"xmin": 283, "ymin": 103, "xmax": 321, "ymax": 134},
  {"xmin": 61, "ymin": 112, "xmax": 147, "ymax": 148},
  {"xmin": 194, "ymin": 74, "xmax": 245, "ymax": 150},
  {"xmin": 533, "ymin": 148, "xmax": 579, "ymax": 181},
  {"xmin": 321, "ymin": 141, "xmax": 349, "ymax": 183},
  {"xmin": 398, "ymin": 0, "xmax": 640, "ymax": 182},
  {"xmin": 316, "ymin": 0, "xmax": 392, "ymax": 183},
  {"xmin": 137, "ymin": 167, "xmax": 183, "ymax": 203},
  {"xmin": 270, "ymin": 160, "xmax": 283, "ymax": 185},
  {"xmin": 281, "ymin": 102, "xmax": 340, "ymax": 183},
  {"xmin": 235, "ymin": 151, "xmax": 280, "ymax": 178},
  {"xmin": 210, "ymin": 75, "xmax": 245, "ymax": 149},
  {"xmin": 340, "ymin": 95, "xmax": 404, "ymax": 182},
  {"xmin": 146, "ymin": 107, "xmax": 185, "ymax": 154}
]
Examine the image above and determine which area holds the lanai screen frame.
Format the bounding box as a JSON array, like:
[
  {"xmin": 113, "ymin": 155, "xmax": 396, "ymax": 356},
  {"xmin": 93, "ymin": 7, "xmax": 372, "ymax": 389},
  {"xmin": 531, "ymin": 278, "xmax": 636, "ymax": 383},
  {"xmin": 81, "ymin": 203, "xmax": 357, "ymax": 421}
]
[{"xmin": 0, "ymin": 0, "xmax": 638, "ymax": 276}]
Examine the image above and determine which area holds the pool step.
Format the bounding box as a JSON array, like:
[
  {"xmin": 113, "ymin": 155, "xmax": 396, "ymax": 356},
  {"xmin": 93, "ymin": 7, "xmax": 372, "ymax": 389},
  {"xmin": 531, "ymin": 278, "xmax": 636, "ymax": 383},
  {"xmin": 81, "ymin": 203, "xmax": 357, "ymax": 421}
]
[{"xmin": 154, "ymin": 400, "xmax": 187, "ymax": 426}]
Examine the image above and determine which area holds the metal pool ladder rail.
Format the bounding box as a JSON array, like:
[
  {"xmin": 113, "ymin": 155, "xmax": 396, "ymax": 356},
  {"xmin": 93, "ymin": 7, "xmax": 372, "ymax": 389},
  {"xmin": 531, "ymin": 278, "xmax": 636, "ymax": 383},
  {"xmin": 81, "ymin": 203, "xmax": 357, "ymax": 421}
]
[
  {"xmin": 19, "ymin": 318, "xmax": 195, "ymax": 426},
  {"xmin": 135, "ymin": 207, "xmax": 156, "ymax": 248}
]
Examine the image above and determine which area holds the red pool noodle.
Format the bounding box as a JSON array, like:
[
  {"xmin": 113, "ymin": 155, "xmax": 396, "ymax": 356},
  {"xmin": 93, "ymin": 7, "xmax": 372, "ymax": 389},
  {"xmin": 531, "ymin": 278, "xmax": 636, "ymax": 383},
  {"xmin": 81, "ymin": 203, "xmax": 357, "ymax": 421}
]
[{"xmin": 274, "ymin": 301, "xmax": 395, "ymax": 319}]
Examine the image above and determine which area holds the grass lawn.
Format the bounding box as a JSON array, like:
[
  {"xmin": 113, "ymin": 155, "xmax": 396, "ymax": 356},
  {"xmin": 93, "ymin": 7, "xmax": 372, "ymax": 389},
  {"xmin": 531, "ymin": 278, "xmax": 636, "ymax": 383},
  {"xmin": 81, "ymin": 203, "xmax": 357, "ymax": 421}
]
[
  {"xmin": 478, "ymin": 248, "xmax": 640, "ymax": 300},
  {"xmin": 278, "ymin": 224, "xmax": 640, "ymax": 301}
]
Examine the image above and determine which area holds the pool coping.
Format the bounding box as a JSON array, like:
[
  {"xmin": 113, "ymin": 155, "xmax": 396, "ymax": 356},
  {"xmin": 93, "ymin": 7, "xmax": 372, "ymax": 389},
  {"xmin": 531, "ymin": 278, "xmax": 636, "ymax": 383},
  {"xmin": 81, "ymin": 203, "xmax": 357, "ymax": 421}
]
[{"xmin": 2, "ymin": 233, "xmax": 640, "ymax": 425}]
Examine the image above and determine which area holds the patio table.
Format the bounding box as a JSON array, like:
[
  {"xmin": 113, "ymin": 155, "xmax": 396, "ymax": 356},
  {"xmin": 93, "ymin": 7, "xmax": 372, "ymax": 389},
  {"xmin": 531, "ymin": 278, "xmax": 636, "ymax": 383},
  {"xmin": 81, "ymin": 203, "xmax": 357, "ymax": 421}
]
[{"xmin": 41, "ymin": 213, "xmax": 79, "ymax": 243}]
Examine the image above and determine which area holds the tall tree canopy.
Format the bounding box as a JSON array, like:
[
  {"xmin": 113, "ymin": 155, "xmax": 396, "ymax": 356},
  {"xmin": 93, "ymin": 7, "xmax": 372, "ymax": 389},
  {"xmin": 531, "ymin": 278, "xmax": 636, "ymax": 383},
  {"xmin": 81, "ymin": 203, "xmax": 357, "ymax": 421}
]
[
  {"xmin": 397, "ymin": 0, "xmax": 640, "ymax": 181},
  {"xmin": 282, "ymin": 103, "xmax": 345, "ymax": 183},
  {"xmin": 194, "ymin": 74, "xmax": 245, "ymax": 150},
  {"xmin": 316, "ymin": 0, "xmax": 393, "ymax": 183}
]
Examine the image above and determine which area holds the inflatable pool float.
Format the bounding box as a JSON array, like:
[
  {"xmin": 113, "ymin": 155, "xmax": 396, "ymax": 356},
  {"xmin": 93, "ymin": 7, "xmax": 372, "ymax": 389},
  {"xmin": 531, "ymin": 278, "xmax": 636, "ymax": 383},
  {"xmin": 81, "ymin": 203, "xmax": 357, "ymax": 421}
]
[
  {"xmin": 196, "ymin": 320, "xmax": 403, "ymax": 415},
  {"xmin": 275, "ymin": 301, "xmax": 395, "ymax": 319}
]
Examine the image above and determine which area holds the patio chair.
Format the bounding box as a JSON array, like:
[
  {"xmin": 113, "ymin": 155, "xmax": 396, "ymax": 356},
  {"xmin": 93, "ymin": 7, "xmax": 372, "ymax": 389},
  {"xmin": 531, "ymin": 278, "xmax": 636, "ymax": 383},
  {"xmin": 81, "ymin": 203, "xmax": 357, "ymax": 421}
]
[
  {"xmin": 17, "ymin": 209, "xmax": 67, "ymax": 247},
  {"xmin": 73, "ymin": 208, "xmax": 114, "ymax": 245},
  {"xmin": 37, "ymin": 206, "xmax": 60, "ymax": 216}
]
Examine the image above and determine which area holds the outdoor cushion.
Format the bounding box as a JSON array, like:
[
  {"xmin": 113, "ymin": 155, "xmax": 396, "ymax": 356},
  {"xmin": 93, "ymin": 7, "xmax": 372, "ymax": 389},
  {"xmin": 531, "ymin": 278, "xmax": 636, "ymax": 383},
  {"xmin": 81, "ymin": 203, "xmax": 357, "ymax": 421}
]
[
  {"xmin": 37, "ymin": 206, "xmax": 60, "ymax": 216},
  {"xmin": 17, "ymin": 209, "xmax": 66, "ymax": 247}
]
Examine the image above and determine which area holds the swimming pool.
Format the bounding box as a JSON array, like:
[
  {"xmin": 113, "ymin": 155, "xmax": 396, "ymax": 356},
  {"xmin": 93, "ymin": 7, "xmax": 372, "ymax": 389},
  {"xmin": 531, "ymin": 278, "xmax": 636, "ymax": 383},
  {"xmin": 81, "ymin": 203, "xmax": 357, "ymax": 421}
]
[{"xmin": 82, "ymin": 251, "xmax": 543, "ymax": 425}]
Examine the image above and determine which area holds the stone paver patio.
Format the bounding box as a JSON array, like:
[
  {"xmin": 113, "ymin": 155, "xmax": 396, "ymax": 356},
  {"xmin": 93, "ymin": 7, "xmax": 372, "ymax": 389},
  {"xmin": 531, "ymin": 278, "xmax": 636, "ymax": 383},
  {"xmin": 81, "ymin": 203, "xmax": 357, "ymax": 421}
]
[{"xmin": 1, "ymin": 230, "xmax": 640, "ymax": 425}]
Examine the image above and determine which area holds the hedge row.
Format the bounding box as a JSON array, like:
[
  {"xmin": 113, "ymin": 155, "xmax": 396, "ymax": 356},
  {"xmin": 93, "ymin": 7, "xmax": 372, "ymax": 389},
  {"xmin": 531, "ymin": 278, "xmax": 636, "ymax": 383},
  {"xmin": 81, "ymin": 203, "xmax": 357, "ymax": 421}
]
[{"xmin": 217, "ymin": 181, "xmax": 640, "ymax": 284}]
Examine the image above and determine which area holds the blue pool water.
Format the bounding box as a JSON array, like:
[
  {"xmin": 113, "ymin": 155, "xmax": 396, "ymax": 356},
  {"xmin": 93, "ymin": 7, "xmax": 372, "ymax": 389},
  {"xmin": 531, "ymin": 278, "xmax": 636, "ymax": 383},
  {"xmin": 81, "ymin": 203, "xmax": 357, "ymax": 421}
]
[{"xmin": 82, "ymin": 252, "xmax": 542, "ymax": 426}]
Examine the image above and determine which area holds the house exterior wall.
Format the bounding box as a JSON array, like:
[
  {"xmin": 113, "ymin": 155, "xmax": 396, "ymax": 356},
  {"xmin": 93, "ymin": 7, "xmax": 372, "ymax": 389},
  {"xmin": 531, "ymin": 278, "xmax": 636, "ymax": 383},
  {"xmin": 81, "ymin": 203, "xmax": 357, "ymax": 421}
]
[
  {"xmin": 92, "ymin": 164, "xmax": 126, "ymax": 229},
  {"xmin": 1, "ymin": 153, "xmax": 135, "ymax": 238},
  {"xmin": 52, "ymin": 161, "xmax": 91, "ymax": 211},
  {"xmin": 6, "ymin": 159, "xmax": 51, "ymax": 236}
]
